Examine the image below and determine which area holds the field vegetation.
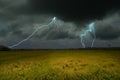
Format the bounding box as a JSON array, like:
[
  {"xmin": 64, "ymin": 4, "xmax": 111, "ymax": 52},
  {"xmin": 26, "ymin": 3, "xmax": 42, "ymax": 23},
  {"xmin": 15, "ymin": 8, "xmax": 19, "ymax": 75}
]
[{"xmin": 0, "ymin": 50, "xmax": 120, "ymax": 80}]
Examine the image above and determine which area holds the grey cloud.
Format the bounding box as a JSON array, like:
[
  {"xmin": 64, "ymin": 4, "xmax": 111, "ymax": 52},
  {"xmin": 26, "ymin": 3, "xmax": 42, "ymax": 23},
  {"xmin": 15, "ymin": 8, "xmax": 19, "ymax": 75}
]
[{"xmin": 95, "ymin": 13, "xmax": 120, "ymax": 40}]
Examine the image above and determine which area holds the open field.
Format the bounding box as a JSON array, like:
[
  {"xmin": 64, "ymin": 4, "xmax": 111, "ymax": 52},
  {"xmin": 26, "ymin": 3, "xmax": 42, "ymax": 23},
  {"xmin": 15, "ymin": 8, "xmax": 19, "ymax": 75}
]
[{"xmin": 0, "ymin": 50, "xmax": 120, "ymax": 80}]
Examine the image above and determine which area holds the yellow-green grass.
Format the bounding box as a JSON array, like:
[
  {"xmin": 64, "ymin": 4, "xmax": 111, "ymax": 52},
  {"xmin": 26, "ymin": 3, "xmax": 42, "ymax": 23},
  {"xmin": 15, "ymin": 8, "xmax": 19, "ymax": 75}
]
[{"xmin": 0, "ymin": 50, "xmax": 120, "ymax": 80}]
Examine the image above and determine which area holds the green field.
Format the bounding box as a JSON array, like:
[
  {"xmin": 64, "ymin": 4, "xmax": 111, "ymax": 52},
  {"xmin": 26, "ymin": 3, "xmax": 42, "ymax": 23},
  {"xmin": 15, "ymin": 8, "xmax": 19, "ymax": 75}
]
[{"xmin": 0, "ymin": 50, "xmax": 120, "ymax": 80}]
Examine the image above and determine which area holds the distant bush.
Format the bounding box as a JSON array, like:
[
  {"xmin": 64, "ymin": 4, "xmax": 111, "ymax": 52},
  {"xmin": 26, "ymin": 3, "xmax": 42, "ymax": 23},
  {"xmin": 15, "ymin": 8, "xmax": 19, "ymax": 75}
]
[{"xmin": 0, "ymin": 45, "xmax": 10, "ymax": 51}]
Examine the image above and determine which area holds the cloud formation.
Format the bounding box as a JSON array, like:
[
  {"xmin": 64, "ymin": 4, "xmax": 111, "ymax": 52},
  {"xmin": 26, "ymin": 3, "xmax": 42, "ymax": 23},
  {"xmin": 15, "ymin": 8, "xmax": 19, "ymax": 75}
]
[
  {"xmin": 0, "ymin": 13, "xmax": 120, "ymax": 47},
  {"xmin": 95, "ymin": 13, "xmax": 120, "ymax": 40}
]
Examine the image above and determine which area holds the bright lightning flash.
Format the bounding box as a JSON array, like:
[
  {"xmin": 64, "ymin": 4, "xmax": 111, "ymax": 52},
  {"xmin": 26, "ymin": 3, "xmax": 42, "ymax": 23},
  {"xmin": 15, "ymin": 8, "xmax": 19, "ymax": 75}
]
[{"xmin": 80, "ymin": 22, "xmax": 96, "ymax": 48}]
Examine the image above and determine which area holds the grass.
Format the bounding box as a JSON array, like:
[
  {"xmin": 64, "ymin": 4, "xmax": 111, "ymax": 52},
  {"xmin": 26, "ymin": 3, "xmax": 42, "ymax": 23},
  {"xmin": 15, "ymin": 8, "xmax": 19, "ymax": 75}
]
[{"xmin": 0, "ymin": 50, "xmax": 120, "ymax": 80}]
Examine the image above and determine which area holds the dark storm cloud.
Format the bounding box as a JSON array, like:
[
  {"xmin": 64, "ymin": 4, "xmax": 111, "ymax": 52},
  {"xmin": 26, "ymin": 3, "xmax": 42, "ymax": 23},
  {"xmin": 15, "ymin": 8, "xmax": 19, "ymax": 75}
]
[
  {"xmin": 0, "ymin": 0, "xmax": 120, "ymax": 48},
  {"xmin": 95, "ymin": 13, "xmax": 120, "ymax": 40}
]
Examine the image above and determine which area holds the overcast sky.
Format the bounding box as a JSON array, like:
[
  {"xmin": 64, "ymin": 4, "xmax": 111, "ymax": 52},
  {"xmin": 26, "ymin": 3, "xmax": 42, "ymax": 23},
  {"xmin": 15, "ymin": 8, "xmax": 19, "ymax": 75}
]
[{"xmin": 0, "ymin": 0, "xmax": 120, "ymax": 49}]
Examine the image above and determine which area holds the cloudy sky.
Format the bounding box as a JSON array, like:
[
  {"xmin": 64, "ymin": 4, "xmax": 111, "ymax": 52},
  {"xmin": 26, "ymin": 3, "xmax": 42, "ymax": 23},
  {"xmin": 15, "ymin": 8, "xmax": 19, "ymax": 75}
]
[{"xmin": 0, "ymin": 0, "xmax": 120, "ymax": 49}]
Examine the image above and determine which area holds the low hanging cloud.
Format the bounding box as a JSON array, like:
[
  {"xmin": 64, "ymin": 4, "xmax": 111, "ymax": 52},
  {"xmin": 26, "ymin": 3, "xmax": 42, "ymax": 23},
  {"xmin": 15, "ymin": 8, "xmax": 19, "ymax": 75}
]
[{"xmin": 95, "ymin": 13, "xmax": 120, "ymax": 40}]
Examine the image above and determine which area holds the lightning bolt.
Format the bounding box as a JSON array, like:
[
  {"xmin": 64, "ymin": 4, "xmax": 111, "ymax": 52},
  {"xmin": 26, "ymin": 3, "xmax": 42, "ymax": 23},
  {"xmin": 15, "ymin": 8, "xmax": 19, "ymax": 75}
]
[
  {"xmin": 9, "ymin": 17, "xmax": 58, "ymax": 48},
  {"xmin": 80, "ymin": 22, "xmax": 96, "ymax": 48}
]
